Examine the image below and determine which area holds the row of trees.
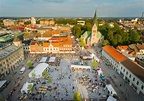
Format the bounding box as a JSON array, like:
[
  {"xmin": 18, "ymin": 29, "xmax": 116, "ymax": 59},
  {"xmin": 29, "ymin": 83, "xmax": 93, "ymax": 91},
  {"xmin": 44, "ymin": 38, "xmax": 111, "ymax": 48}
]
[{"xmin": 99, "ymin": 23, "xmax": 142, "ymax": 47}]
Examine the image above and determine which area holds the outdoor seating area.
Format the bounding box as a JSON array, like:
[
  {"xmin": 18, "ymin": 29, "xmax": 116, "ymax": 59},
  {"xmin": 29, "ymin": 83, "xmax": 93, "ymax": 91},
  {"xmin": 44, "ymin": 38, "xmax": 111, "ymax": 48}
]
[{"xmin": 18, "ymin": 58, "xmax": 110, "ymax": 101}]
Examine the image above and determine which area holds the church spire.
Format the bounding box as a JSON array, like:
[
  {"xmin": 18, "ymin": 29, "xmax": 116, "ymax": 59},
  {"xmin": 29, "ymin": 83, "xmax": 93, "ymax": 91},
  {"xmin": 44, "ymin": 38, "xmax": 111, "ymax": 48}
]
[{"xmin": 92, "ymin": 9, "xmax": 98, "ymax": 26}]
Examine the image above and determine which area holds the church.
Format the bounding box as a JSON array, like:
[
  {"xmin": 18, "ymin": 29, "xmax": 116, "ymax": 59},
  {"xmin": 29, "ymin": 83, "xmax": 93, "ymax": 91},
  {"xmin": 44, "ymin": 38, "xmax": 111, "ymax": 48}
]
[{"xmin": 80, "ymin": 10, "xmax": 104, "ymax": 47}]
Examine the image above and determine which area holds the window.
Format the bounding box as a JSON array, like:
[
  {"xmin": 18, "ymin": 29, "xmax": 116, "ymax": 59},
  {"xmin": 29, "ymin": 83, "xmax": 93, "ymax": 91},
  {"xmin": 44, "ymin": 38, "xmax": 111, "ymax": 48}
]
[
  {"xmin": 141, "ymin": 85, "xmax": 144, "ymax": 90},
  {"xmin": 126, "ymin": 72, "xmax": 128, "ymax": 75},
  {"xmin": 129, "ymin": 74, "xmax": 131, "ymax": 78},
  {"xmin": 133, "ymin": 78, "xmax": 135, "ymax": 81},
  {"xmin": 93, "ymin": 30, "xmax": 96, "ymax": 33},
  {"xmin": 137, "ymin": 81, "xmax": 139, "ymax": 85},
  {"xmin": 123, "ymin": 69, "xmax": 125, "ymax": 72}
]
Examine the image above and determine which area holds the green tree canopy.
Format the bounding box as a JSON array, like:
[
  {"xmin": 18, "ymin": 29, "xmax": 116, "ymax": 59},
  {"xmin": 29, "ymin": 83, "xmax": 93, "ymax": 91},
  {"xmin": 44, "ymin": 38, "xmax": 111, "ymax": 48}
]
[
  {"xmin": 74, "ymin": 91, "xmax": 82, "ymax": 101},
  {"xmin": 27, "ymin": 84, "xmax": 34, "ymax": 93},
  {"xmin": 42, "ymin": 70, "xmax": 48, "ymax": 78},
  {"xmin": 31, "ymin": 72, "xmax": 36, "ymax": 78},
  {"xmin": 27, "ymin": 60, "xmax": 32, "ymax": 68},
  {"xmin": 72, "ymin": 25, "xmax": 82, "ymax": 38},
  {"xmin": 79, "ymin": 38, "xmax": 86, "ymax": 47},
  {"xmin": 91, "ymin": 60, "xmax": 98, "ymax": 68},
  {"xmin": 129, "ymin": 30, "xmax": 140, "ymax": 43},
  {"xmin": 47, "ymin": 77, "xmax": 52, "ymax": 83},
  {"xmin": 102, "ymin": 40, "xmax": 110, "ymax": 46}
]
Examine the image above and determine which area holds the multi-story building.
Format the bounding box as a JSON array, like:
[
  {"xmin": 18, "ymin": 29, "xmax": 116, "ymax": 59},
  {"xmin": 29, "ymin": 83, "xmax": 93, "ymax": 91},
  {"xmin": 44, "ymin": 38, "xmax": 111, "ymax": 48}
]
[
  {"xmin": 102, "ymin": 45, "xmax": 144, "ymax": 95},
  {"xmin": 3, "ymin": 19, "xmax": 16, "ymax": 26},
  {"xmin": 40, "ymin": 20, "xmax": 55, "ymax": 25},
  {"xmin": 30, "ymin": 35, "xmax": 73, "ymax": 54},
  {"xmin": 0, "ymin": 45, "xmax": 24, "ymax": 77},
  {"xmin": 77, "ymin": 21, "xmax": 85, "ymax": 26}
]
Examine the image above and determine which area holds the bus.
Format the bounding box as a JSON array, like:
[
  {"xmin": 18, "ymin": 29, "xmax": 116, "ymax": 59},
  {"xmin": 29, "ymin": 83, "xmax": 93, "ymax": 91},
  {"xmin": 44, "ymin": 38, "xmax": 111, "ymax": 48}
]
[{"xmin": 20, "ymin": 67, "xmax": 26, "ymax": 74}]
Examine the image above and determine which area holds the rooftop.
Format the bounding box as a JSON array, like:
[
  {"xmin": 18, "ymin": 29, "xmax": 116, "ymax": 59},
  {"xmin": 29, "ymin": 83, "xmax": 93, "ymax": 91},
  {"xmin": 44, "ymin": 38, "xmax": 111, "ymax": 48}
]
[
  {"xmin": 103, "ymin": 45, "xmax": 127, "ymax": 62},
  {"xmin": 0, "ymin": 45, "xmax": 19, "ymax": 60},
  {"xmin": 121, "ymin": 59, "xmax": 144, "ymax": 82}
]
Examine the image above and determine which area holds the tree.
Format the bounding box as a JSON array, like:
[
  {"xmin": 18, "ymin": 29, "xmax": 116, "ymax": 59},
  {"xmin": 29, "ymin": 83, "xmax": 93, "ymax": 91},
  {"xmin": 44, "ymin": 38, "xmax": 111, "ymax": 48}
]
[
  {"xmin": 31, "ymin": 72, "xmax": 36, "ymax": 79},
  {"xmin": 91, "ymin": 60, "xmax": 98, "ymax": 68},
  {"xmin": 79, "ymin": 39, "xmax": 86, "ymax": 47},
  {"xmin": 27, "ymin": 84, "xmax": 34, "ymax": 93},
  {"xmin": 27, "ymin": 60, "xmax": 32, "ymax": 68},
  {"xmin": 47, "ymin": 77, "xmax": 52, "ymax": 83},
  {"xmin": 129, "ymin": 30, "xmax": 140, "ymax": 43},
  {"xmin": 42, "ymin": 70, "xmax": 48, "ymax": 78},
  {"xmin": 102, "ymin": 40, "xmax": 110, "ymax": 46},
  {"xmin": 72, "ymin": 25, "xmax": 82, "ymax": 38},
  {"xmin": 74, "ymin": 91, "xmax": 82, "ymax": 101}
]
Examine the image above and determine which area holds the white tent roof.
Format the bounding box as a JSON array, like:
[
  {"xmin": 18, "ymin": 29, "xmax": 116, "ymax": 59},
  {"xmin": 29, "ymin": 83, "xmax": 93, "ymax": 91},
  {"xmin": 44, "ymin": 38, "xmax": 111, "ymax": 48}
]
[
  {"xmin": 29, "ymin": 63, "xmax": 48, "ymax": 78},
  {"xmin": 21, "ymin": 82, "xmax": 33, "ymax": 94},
  {"xmin": 107, "ymin": 96, "xmax": 117, "ymax": 101},
  {"xmin": 90, "ymin": 53, "xmax": 100, "ymax": 62},
  {"xmin": 71, "ymin": 65, "xmax": 91, "ymax": 69},
  {"xmin": 48, "ymin": 57, "xmax": 56, "ymax": 63},
  {"xmin": 106, "ymin": 84, "xmax": 117, "ymax": 96},
  {"xmin": 0, "ymin": 80, "xmax": 7, "ymax": 88},
  {"xmin": 40, "ymin": 57, "xmax": 47, "ymax": 63},
  {"xmin": 97, "ymin": 69, "xmax": 103, "ymax": 75}
]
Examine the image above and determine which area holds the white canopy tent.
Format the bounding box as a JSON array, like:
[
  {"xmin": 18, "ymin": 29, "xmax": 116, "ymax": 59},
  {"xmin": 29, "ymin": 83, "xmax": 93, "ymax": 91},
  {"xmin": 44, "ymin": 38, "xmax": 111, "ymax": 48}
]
[
  {"xmin": 71, "ymin": 65, "xmax": 91, "ymax": 69},
  {"xmin": 48, "ymin": 57, "xmax": 56, "ymax": 63},
  {"xmin": 106, "ymin": 84, "xmax": 117, "ymax": 96},
  {"xmin": 107, "ymin": 96, "xmax": 117, "ymax": 101},
  {"xmin": 29, "ymin": 63, "xmax": 49, "ymax": 78},
  {"xmin": 97, "ymin": 68, "xmax": 103, "ymax": 76},
  {"xmin": 0, "ymin": 80, "xmax": 7, "ymax": 88},
  {"xmin": 90, "ymin": 53, "xmax": 100, "ymax": 62},
  {"xmin": 21, "ymin": 82, "xmax": 33, "ymax": 94},
  {"xmin": 39, "ymin": 57, "xmax": 47, "ymax": 63}
]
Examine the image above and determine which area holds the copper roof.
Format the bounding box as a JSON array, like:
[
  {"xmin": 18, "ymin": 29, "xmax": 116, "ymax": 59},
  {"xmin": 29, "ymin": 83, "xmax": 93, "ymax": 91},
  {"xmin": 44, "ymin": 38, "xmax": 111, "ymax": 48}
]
[
  {"xmin": 121, "ymin": 59, "xmax": 144, "ymax": 82},
  {"xmin": 103, "ymin": 45, "xmax": 127, "ymax": 62}
]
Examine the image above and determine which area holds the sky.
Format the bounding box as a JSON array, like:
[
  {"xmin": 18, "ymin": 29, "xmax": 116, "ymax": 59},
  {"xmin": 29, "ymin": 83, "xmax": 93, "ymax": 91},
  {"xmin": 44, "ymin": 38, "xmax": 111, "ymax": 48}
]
[{"xmin": 0, "ymin": 0, "xmax": 144, "ymax": 17}]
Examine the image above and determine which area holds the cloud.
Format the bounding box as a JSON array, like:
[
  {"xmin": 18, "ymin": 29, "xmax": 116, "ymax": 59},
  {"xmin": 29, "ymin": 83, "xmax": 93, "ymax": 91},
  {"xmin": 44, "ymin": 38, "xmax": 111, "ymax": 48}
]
[{"xmin": 26, "ymin": 0, "xmax": 66, "ymax": 3}]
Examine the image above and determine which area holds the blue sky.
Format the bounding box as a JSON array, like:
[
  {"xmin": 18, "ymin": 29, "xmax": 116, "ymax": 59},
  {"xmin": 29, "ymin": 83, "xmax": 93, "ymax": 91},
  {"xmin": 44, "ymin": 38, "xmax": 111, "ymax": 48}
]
[{"xmin": 0, "ymin": 0, "xmax": 144, "ymax": 17}]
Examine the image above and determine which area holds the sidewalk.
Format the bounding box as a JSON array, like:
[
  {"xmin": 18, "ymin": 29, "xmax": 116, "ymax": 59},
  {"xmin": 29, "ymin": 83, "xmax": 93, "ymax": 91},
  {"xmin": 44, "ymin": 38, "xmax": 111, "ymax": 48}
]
[{"xmin": 100, "ymin": 60, "xmax": 143, "ymax": 101}]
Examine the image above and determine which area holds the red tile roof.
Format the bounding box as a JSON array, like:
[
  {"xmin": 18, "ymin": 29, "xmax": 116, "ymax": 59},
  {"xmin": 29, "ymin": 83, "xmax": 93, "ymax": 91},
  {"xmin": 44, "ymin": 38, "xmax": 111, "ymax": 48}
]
[{"xmin": 103, "ymin": 45, "xmax": 127, "ymax": 62}]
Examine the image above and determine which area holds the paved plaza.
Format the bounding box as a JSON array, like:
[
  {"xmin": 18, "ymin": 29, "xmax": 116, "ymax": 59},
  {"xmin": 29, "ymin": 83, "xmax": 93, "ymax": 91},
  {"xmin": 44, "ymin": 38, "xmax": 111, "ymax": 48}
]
[
  {"xmin": 14, "ymin": 58, "xmax": 108, "ymax": 101},
  {"xmin": 1, "ymin": 46, "xmax": 144, "ymax": 101}
]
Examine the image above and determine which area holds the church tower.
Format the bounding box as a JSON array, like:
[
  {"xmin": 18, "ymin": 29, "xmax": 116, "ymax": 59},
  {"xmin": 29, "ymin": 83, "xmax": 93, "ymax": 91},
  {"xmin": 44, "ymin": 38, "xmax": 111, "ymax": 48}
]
[{"xmin": 90, "ymin": 10, "xmax": 98, "ymax": 46}]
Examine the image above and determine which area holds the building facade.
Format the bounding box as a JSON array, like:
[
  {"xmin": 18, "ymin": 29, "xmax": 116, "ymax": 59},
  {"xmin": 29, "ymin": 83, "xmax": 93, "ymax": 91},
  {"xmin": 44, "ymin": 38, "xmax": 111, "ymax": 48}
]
[
  {"xmin": 0, "ymin": 45, "xmax": 24, "ymax": 77},
  {"xmin": 102, "ymin": 45, "xmax": 144, "ymax": 95},
  {"xmin": 29, "ymin": 35, "xmax": 73, "ymax": 54}
]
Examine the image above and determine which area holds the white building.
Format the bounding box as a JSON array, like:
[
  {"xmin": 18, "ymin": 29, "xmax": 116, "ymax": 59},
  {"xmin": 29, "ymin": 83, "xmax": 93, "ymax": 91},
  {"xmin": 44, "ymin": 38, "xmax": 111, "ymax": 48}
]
[
  {"xmin": 77, "ymin": 20, "xmax": 85, "ymax": 26},
  {"xmin": 31, "ymin": 17, "xmax": 36, "ymax": 25},
  {"xmin": 102, "ymin": 45, "xmax": 144, "ymax": 95}
]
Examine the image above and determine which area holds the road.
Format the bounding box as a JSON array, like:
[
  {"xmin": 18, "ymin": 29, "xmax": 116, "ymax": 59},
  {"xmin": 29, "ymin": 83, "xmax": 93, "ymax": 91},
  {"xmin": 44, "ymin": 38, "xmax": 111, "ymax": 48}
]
[
  {"xmin": 88, "ymin": 45, "xmax": 144, "ymax": 101},
  {"xmin": 0, "ymin": 57, "xmax": 38, "ymax": 101}
]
